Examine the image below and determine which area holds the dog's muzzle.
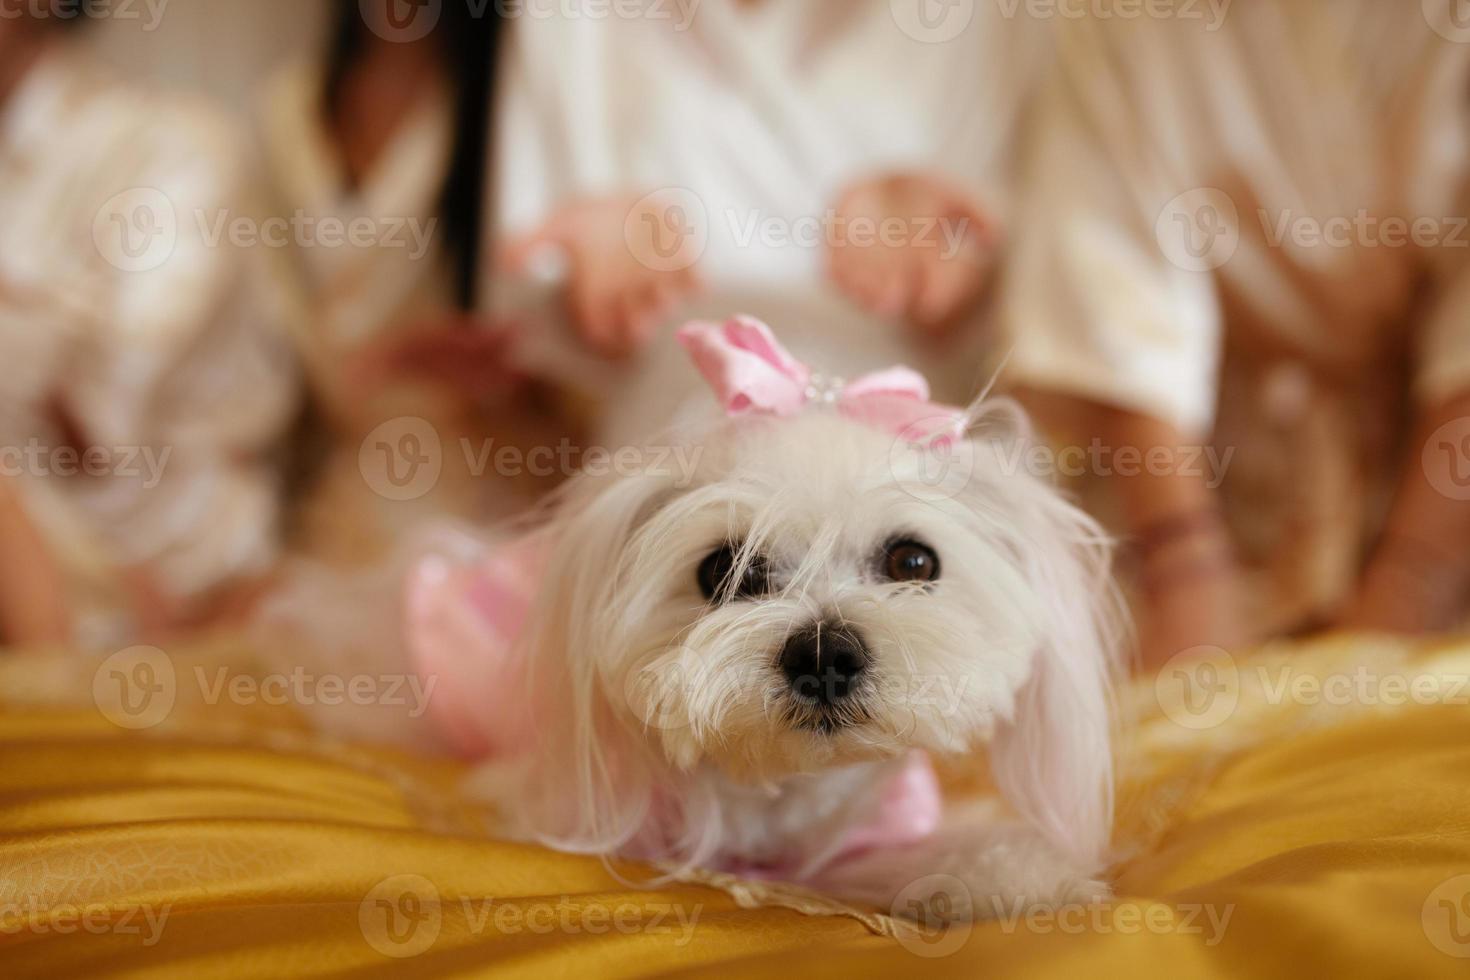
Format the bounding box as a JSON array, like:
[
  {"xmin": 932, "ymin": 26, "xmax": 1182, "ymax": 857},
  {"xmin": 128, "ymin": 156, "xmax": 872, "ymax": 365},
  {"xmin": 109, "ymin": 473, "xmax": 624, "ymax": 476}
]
[{"xmin": 779, "ymin": 622, "xmax": 869, "ymax": 707}]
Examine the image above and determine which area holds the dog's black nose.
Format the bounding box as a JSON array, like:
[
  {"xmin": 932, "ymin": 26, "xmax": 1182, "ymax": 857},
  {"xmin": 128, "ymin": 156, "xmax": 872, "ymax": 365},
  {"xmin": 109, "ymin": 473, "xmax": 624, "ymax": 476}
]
[{"xmin": 780, "ymin": 625, "xmax": 869, "ymax": 704}]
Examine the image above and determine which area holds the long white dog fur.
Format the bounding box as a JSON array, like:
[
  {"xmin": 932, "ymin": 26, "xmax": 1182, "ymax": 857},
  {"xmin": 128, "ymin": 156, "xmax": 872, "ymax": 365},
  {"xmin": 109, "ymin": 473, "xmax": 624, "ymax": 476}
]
[
  {"xmin": 435, "ymin": 395, "xmax": 1124, "ymax": 919},
  {"xmin": 262, "ymin": 330, "xmax": 1124, "ymax": 922}
]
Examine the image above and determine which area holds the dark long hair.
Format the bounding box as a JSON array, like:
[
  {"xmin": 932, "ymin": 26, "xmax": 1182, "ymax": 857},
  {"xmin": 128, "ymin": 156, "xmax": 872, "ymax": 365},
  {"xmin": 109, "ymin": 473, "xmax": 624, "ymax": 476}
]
[
  {"xmin": 277, "ymin": 3, "xmax": 501, "ymax": 526},
  {"xmin": 323, "ymin": 1, "xmax": 500, "ymax": 310}
]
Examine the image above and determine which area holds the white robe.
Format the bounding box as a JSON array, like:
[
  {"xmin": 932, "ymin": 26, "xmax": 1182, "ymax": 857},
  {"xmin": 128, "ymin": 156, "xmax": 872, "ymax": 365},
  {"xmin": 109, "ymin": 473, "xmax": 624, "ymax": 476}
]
[
  {"xmin": 1000, "ymin": 1, "xmax": 1470, "ymax": 626},
  {"xmin": 257, "ymin": 62, "xmax": 555, "ymax": 561},
  {"xmin": 1004, "ymin": 0, "xmax": 1470, "ymax": 435},
  {"xmin": 486, "ymin": 0, "xmax": 1051, "ymax": 441},
  {"xmin": 258, "ymin": 61, "xmax": 456, "ymax": 365},
  {"xmin": 0, "ymin": 47, "xmax": 298, "ymax": 649}
]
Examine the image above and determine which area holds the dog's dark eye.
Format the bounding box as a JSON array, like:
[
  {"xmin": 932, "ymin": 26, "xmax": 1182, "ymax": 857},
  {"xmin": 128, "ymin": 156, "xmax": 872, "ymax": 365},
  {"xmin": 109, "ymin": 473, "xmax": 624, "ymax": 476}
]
[
  {"xmin": 698, "ymin": 544, "xmax": 770, "ymax": 602},
  {"xmin": 881, "ymin": 538, "xmax": 940, "ymax": 584}
]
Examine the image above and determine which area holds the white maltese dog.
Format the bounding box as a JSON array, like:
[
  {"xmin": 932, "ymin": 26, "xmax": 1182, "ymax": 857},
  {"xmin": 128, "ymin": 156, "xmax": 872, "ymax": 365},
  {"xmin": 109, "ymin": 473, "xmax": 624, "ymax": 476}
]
[{"xmin": 268, "ymin": 315, "xmax": 1122, "ymax": 922}]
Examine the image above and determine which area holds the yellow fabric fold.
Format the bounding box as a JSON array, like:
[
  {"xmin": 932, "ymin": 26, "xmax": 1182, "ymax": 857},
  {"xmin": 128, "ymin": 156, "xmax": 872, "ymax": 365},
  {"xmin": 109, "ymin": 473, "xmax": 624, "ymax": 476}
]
[{"xmin": 1, "ymin": 635, "xmax": 1468, "ymax": 977}]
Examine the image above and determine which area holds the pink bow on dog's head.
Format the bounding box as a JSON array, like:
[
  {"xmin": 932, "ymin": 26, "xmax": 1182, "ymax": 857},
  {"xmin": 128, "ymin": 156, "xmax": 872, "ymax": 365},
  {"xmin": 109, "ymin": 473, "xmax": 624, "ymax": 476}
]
[{"xmin": 676, "ymin": 316, "xmax": 969, "ymax": 445}]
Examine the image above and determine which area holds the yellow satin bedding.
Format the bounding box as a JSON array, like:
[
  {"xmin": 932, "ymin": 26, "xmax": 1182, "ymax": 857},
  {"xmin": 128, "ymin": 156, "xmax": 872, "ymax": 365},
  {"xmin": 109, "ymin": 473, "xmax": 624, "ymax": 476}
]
[{"xmin": 2, "ymin": 636, "xmax": 1469, "ymax": 978}]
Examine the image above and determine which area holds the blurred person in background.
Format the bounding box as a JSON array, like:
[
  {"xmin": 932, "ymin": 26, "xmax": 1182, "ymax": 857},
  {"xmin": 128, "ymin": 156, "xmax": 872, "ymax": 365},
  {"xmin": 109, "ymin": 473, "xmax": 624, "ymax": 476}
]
[
  {"xmin": 259, "ymin": 0, "xmax": 569, "ymax": 563},
  {"xmin": 261, "ymin": 0, "xmax": 497, "ymax": 370},
  {"xmin": 1004, "ymin": 2, "xmax": 1470, "ymax": 668},
  {"xmin": 250, "ymin": 0, "xmax": 1060, "ymax": 681},
  {"xmin": 489, "ymin": 0, "xmax": 1047, "ymax": 432},
  {"xmin": 0, "ymin": 1, "xmax": 298, "ymax": 650}
]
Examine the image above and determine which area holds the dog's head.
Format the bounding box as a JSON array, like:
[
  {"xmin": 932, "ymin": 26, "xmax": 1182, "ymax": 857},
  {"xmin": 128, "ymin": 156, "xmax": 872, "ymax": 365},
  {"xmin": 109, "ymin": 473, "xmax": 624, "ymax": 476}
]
[{"xmin": 520, "ymin": 399, "xmax": 1121, "ymax": 869}]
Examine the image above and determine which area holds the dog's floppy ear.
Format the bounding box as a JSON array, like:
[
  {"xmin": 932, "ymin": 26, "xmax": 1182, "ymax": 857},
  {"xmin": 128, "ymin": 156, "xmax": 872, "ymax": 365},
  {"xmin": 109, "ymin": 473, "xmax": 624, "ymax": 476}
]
[
  {"xmin": 503, "ymin": 464, "xmax": 680, "ymax": 853},
  {"xmin": 979, "ymin": 430, "xmax": 1123, "ymax": 870}
]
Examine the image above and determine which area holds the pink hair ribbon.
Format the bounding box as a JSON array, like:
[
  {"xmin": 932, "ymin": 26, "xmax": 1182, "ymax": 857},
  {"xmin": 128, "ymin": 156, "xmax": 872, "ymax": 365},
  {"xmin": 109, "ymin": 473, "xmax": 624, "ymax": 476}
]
[{"xmin": 677, "ymin": 316, "xmax": 969, "ymax": 445}]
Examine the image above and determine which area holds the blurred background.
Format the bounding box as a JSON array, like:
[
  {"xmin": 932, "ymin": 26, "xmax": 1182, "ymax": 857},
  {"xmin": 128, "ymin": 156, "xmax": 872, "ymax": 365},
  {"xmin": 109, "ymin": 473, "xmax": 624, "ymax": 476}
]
[
  {"xmin": 4, "ymin": 0, "xmax": 1470, "ymax": 670},
  {"xmin": 80, "ymin": 0, "xmax": 327, "ymax": 105}
]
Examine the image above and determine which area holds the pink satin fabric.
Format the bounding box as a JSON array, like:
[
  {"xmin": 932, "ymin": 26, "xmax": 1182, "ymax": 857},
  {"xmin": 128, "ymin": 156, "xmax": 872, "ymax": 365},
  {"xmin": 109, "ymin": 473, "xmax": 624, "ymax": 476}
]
[{"xmin": 404, "ymin": 537, "xmax": 543, "ymax": 759}]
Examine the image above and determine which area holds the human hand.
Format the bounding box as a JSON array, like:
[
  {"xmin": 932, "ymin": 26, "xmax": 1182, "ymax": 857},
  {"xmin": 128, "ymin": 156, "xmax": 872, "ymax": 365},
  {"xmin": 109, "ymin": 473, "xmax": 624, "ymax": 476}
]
[
  {"xmin": 1338, "ymin": 537, "xmax": 1469, "ymax": 635},
  {"xmin": 827, "ymin": 173, "xmax": 996, "ymax": 338},
  {"xmin": 500, "ymin": 194, "xmax": 704, "ymax": 359},
  {"xmin": 1337, "ymin": 395, "xmax": 1470, "ymax": 635},
  {"xmin": 353, "ymin": 316, "xmax": 526, "ymax": 405}
]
